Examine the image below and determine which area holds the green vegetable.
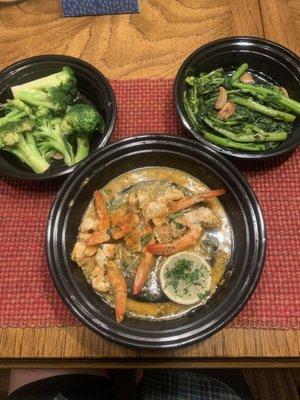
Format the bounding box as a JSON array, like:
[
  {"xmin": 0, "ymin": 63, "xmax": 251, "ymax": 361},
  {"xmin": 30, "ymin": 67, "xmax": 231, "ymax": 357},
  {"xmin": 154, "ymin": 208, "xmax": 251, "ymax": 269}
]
[
  {"xmin": 183, "ymin": 63, "xmax": 299, "ymax": 153},
  {"xmin": 140, "ymin": 233, "xmax": 152, "ymax": 247},
  {"xmin": 34, "ymin": 118, "xmax": 75, "ymax": 166},
  {"xmin": 203, "ymin": 131, "xmax": 274, "ymax": 152},
  {"xmin": 230, "ymin": 96, "xmax": 295, "ymax": 123},
  {"xmin": 186, "ymin": 68, "xmax": 225, "ymax": 95},
  {"xmin": 0, "ymin": 67, "xmax": 105, "ymax": 173},
  {"xmin": 0, "ymin": 99, "xmax": 33, "ymax": 128},
  {"xmin": 0, "ymin": 119, "xmax": 50, "ymax": 173},
  {"xmin": 204, "ymin": 117, "xmax": 287, "ymax": 142},
  {"xmin": 61, "ymin": 104, "xmax": 103, "ymax": 163}
]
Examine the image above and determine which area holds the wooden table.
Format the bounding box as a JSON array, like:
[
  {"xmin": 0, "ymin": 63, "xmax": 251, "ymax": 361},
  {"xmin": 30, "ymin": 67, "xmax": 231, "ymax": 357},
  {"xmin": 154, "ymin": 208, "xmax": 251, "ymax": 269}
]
[{"xmin": 0, "ymin": 0, "xmax": 299, "ymax": 368}]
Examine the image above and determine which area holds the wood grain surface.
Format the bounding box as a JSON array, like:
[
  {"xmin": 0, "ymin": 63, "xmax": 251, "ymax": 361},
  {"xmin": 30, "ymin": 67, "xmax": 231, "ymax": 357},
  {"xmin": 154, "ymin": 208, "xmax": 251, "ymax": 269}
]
[{"xmin": 0, "ymin": 0, "xmax": 299, "ymax": 363}]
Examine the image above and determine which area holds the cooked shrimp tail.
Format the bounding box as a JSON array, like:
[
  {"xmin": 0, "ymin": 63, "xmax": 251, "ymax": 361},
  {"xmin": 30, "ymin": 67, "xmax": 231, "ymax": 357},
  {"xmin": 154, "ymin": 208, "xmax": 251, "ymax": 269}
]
[
  {"xmin": 115, "ymin": 291, "xmax": 127, "ymax": 323},
  {"xmin": 94, "ymin": 190, "xmax": 110, "ymax": 231},
  {"xmin": 133, "ymin": 250, "xmax": 154, "ymax": 295},
  {"xmin": 168, "ymin": 188, "xmax": 226, "ymax": 213},
  {"xmin": 106, "ymin": 260, "xmax": 127, "ymax": 323},
  {"xmin": 147, "ymin": 225, "xmax": 202, "ymax": 256},
  {"xmin": 86, "ymin": 230, "xmax": 110, "ymax": 246}
]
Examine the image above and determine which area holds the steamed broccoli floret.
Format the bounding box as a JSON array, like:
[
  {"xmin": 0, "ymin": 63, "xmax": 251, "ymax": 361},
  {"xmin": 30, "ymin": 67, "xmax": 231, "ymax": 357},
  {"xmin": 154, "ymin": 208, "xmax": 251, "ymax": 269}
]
[
  {"xmin": 11, "ymin": 67, "xmax": 77, "ymax": 97},
  {"xmin": 11, "ymin": 67, "xmax": 77, "ymax": 116},
  {"xmin": 0, "ymin": 99, "xmax": 33, "ymax": 128},
  {"xmin": 61, "ymin": 104, "xmax": 103, "ymax": 163},
  {"xmin": 35, "ymin": 118, "xmax": 75, "ymax": 166},
  {"xmin": 0, "ymin": 119, "xmax": 50, "ymax": 173},
  {"xmin": 12, "ymin": 87, "xmax": 74, "ymax": 115}
]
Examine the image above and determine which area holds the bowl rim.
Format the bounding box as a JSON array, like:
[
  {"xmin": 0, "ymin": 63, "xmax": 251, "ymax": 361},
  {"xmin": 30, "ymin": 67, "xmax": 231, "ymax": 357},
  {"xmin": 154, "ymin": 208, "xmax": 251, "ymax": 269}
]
[
  {"xmin": 46, "ymin": 134, "xmax": 267, "ymax": 349},
  {"xmin": 174, "ymin": 35, "xmax": 300, "ymax": 160},
  {"xmin": 0, "ymin": 54, "xmax": 117, "ymax": 180}
]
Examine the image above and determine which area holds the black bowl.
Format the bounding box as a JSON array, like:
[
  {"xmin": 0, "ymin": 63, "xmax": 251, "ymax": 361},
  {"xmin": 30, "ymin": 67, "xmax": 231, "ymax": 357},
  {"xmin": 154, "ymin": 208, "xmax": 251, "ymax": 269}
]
[
  {"xmin": 0, "ymin": 55, "xmax": 116, "ymax": 180},
  {"xmin": 47, "ymin": 135, "xmax": 266, "ymax": 349},
  {"xmin": 174, "ymin": 36, "xmax": 300, "ymax": 159}
]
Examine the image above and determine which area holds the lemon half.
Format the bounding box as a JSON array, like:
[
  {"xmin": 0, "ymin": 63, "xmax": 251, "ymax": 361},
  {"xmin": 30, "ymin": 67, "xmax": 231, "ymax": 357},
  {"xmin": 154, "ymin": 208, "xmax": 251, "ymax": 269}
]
[{"xmin": 159, "ymin": 251, "xmax": 212, "ymax": 305}]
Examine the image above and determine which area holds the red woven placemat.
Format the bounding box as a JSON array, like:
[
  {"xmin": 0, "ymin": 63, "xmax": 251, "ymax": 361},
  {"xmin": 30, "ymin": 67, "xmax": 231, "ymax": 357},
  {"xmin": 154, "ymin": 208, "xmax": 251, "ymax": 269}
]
[{"xmin": 0, "ymin": 79, "xmax": 299, "ymax": 329}]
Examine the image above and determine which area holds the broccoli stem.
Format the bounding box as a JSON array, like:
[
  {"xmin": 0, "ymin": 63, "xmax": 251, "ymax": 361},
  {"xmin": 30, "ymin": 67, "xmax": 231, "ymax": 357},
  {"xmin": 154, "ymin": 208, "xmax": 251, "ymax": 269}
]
[
  {"xmin": 8, "ymin": 133, "xmax": 50, "ymax": 173},
  {"xmin": 232, "ymin": 81, "xmax": 300, "ymax": 115},
  {"xmin": 14, "ymin": 89, "xmax": 57, "ymax": 111},
  {"xmin": 203, "ymin": 131, "xmax": 272, "ymax": 152},
  {"xmin": 231, "ymin": 63, "xmax": 249, "ymax": 82},
  {"xmin": 0, "ymin": 109, "xmax": 27, "ymax": 129},
  {"xmin": 42, "ymin": 137, "xmax": 74, "ymax": 166},
  {"xmin": 204, "ymin": 117, "xmax": 287, "ymax": 142},
  {"xmin": 74, "ymin": 136, "xmax": 89, "ymax": 163},
  {"xmin": 230, "ymin": 96, "xmax": 296, "ymax": 122},
  {"xmin": 37, "ymin": 125, "xmax": 75, "ymax": 167}
]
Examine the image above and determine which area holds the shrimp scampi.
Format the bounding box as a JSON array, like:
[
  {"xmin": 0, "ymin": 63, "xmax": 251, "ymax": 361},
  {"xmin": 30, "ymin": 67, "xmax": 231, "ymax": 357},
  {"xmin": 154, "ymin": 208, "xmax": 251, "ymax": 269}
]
[{"xmin": 72, "ymin": 167, "xmax": 231, "ymax": 323}]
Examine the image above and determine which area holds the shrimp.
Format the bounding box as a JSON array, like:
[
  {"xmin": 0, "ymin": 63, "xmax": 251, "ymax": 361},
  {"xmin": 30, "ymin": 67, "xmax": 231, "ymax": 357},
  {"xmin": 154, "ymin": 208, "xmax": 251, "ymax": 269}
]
[
  {"xmin": 85, "ymin": 191, "xmax": 111, "ymax": 246},
  {"xmin": 94, "ymin": 190, "xmax": 110, "ymax": 230},
  {"xmin": 111, "ymin": 208, "xmax": 140, "ymax": 240},
  {"xmin": 167, "ymin": 188, "xmax": 226, "ymax": 213},
  {"xmin": 91, "ymin": 244, "xmax": 116, "ymax": 293},
  {"xmin": 86, "ymin": 230, "xmax": 110, "ymax": 246},
  {"xmin": 147, "ymin": 225, "xmax": 202, "ymax": 256},
  {"xmin": 72, "ymin": 241, "xmax": 87, "ymax": 262},
  {"xmin": 106, "ymin": 260, "xmax": 127, "ymax": 323},
  {"xmin": 133, "ymin": 231, "xmax": 155, "ymax": 295}
]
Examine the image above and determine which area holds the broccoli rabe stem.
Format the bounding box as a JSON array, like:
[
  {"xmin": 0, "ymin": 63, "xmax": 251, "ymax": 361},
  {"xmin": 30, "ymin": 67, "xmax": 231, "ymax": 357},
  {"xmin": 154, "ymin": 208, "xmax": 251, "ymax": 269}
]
[
  {"xmin": 9, "ymin": 133, "xmax": 50, "ymax": 173},
  {"xmin": 204, "ymin": 117, "xmax": 287, "ymax": 142},
  {"xmin": 74, "ymin": 136, "xmax": 89, "ymax": 164},
  {"xmin": 204, "ymin": 131, "xmax": 272, "ymax": 152},
  {"xmin": 230, "ymin": 63, "xmax": 249, "ymax": 82},
  {"xmin": 183, "ymin": 92, "xmax": 202, "ymax": 130},
  {"xmin": 232, "ymin": 81, "xmax": 300, "ymax": 115},
  {"xmin": 230, "ymin": 96, "xmax": 296, "ymax": 122}
]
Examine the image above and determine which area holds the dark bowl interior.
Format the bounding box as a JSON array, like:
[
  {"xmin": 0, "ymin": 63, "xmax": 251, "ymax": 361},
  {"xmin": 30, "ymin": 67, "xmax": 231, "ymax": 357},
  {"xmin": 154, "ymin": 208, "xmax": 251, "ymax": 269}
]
[
  {"xmin": 0, "ymin": 55, "xmax": 116, "ymax": 180},
  {"xmin": 47, "ymin": 135, "xmax": 266, "ymax": 349},
  {"xmin": 174, "ymin": 36, "xmax": 300, "ymax": 159}
]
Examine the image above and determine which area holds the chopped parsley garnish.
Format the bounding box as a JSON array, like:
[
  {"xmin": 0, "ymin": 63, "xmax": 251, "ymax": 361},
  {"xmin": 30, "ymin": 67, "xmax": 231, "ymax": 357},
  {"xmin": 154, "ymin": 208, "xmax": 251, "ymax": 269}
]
[
  {"xmin": 197, "ymin": 291, "xmax": 209, "ymax": 300},
  {"xmin": 169, "ymin": 211, "xmax": 184, "ymax": 220},
  {"xmin": 140, "ymin": 233, "xmax": 152, "ymax": 246},
  {"xmin": 165, "ymin": 258, "xmax": 201, "ymax": 290}
]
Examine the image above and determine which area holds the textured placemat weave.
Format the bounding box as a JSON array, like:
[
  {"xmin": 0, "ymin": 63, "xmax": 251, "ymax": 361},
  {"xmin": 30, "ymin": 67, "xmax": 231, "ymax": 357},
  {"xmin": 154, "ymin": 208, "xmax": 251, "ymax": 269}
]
[{"xmin": 0, "ymin": 79, "xmax": 299, "ymax": 329}]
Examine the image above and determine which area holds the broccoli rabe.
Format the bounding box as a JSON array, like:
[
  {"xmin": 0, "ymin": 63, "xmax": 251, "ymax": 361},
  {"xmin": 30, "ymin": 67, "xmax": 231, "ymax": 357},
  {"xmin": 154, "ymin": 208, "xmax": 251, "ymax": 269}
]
[
  {"xmin": 183, "ymin": 63, "xmax": 300, "ymax": 153},
  {"xmin": 61, "ymin": 104, "xmax": 103, "ymax": 163},
  {"xmin": 0, "ymin": 119, "xmax": 50, "ymax": 173}
]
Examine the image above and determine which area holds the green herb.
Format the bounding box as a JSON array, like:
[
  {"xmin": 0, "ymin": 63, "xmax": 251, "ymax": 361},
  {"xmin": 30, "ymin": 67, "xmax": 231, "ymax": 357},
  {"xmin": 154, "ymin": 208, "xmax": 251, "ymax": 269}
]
[
  {"xmin": 140, "ymin": 233, "xmax": 152, "ymax": 247},
  {"xmin": 197, "ymin": 291, "xmax": 209, "ymax": 301},
  {"xmin": 169, "ymin": 211, "xmax": 184, "ymax": 220},
  {"xmin": 165, "ymin": 259, "xmax": 203, "ymax": 291}
]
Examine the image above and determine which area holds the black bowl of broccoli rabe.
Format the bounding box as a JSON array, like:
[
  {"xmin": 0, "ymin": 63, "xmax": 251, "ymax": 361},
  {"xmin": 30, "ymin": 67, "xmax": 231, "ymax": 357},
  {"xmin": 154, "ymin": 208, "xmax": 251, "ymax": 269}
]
[
  {"xmin": 0, "ymin": 55, "xmax": 116, "ymax": 179},
  {"xmin": 174, "ymin": 37, "xmax": 300, "ymax": 159}
]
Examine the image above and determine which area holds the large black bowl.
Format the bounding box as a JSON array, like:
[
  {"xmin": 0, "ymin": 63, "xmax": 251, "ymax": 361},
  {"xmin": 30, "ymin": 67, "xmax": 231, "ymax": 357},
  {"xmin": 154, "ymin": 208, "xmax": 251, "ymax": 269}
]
[
  {"xmin": 47, "ymin": 135, "xmax": 266, "ymax": 349},
  {"xmin": 174, "ymin": 36, "xmax": 300, "ymax": 159},
  {"xmin": 0, "ymin": 55, "xmax": 116, "ymax": 180}
]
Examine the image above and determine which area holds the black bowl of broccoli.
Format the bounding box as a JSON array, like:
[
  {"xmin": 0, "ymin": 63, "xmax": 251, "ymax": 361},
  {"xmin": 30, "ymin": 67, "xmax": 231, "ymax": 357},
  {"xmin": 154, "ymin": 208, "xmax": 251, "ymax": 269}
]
[
  {"xmin": 0, "ymin": 55, "xmax": 116, "ymax": 179},
  {"xmin": 174, "ymin": 36, "xmax": 300, "ymax": 159}
]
